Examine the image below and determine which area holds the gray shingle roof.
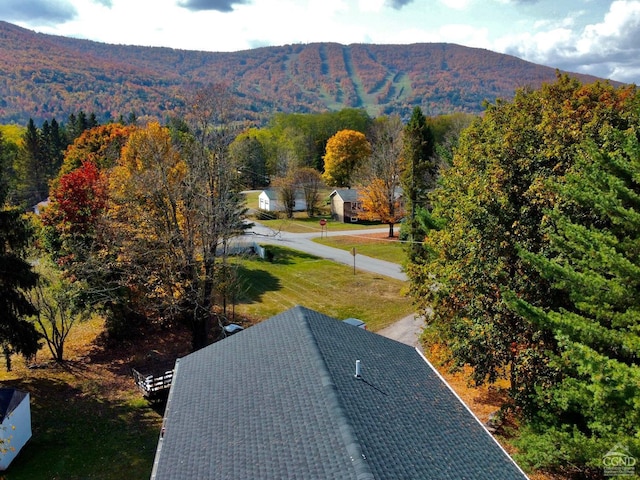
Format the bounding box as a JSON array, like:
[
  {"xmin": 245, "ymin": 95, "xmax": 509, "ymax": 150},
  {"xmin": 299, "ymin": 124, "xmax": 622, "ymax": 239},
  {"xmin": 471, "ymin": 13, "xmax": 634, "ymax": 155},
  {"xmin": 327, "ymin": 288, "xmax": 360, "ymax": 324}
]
[
  {"xmin": 151, "ymin": 306, "xmax": 528, "ymax": 480},
  {"xmin": 330, "ymin": 189, "xmax": 359, "ymax": 202}
]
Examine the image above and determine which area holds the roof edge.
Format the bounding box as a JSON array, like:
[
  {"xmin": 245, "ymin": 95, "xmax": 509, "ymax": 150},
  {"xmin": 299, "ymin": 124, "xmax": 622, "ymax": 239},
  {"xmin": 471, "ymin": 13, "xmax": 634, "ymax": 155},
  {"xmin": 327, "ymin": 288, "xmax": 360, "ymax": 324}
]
[
  {"xmin": 299, "ymin": 307, "xmax": 374, "ymax": 480},
  {"xmin": 414, "ymin": 347, "xmax": 530, "ymax": 479},
  {"xmin": 150, "ymin": 358, "xmax": 181, "ymax": 480}
]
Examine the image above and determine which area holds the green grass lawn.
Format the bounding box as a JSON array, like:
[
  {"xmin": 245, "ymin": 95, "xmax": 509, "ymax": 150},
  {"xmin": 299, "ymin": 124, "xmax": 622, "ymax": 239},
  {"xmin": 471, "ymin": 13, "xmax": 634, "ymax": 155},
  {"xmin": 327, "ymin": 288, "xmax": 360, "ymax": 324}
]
[
  {"xmin": 231, "ymin": 245, "xmax": 413, "ymax": 331},
  {"xmin": 253, "ymin": 215, "xmax": 384, "ymax": 233},
  {"xmin": 312, "ymin": 232, "xmax": 407, "ymax": 264},
  {"xmin": 0, "ymin": 317, "xmax": 165, "ymax": 480}
]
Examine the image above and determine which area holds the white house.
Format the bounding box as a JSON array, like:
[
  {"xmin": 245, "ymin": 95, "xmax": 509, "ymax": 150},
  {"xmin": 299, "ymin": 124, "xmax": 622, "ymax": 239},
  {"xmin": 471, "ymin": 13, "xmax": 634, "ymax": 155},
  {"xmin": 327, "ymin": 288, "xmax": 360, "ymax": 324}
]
[
  {"xmin": 258, "ymin": 189, "xmax": 307, "ymax": 213},
  {"xmin": 0, "ymin": 389, "xmax": 32, "ymax": 470}
]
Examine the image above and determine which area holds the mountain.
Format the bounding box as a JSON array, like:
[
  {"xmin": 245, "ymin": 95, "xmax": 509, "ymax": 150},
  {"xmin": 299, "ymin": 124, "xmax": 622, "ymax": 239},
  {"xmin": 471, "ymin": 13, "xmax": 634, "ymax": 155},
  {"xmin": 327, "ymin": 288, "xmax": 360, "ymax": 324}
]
[{"xmin": 0, "ymin": 20, "xmax": 612, "ymax": 125}]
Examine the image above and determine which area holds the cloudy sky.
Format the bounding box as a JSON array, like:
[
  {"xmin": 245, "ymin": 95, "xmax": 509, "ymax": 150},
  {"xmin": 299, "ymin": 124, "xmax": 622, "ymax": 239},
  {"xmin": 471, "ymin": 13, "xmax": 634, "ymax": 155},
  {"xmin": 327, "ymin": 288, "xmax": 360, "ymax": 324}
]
[{"xmin": 1, "ymin": 0, "xmax": 639, "ymax": 84}]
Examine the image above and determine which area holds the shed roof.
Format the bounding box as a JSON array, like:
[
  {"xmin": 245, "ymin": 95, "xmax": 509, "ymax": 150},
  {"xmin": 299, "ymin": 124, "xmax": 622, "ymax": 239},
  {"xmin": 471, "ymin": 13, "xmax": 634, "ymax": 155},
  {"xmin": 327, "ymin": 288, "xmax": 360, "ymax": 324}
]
[
  {"xmin": 151, "ymin": 306, "xmax": 528, "ymax": 480},
  {"xmin": 0, "ymin": 389, "xmax": 28, "ymax": 422},
  {"xmin": 258, "ymin": 188, "xmax": 278, "ymax": 200}
]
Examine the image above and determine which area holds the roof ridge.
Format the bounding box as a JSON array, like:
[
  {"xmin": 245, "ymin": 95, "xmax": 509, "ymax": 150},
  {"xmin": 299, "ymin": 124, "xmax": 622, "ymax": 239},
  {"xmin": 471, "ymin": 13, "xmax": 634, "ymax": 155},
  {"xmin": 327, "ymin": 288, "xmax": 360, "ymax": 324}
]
[{"xmin": 299, "ymin": 308, "xmax": 374, "ymax": 480}]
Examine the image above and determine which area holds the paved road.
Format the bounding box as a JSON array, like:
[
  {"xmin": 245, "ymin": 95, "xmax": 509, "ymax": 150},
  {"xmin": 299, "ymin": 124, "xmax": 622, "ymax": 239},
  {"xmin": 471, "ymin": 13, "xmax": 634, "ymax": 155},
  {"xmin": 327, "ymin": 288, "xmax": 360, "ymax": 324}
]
[
  {"xmin": 241, "ymin": 222, "xmax": 424, "ymax": 348},
  {"xmin": 377, "ymin": 313, "xmax": 424, "ymax": 351},
  {"xmin": 246, "ymin": 222, "xmax": 407, "ymax": 280}
]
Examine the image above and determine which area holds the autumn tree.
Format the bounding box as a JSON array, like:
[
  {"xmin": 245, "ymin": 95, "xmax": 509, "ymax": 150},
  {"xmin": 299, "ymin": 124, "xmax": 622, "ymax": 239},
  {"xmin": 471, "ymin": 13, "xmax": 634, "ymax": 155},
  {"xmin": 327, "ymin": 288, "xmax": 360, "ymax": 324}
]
[
  {"xmin": 269, "ymin": 109, "xmax": 371, "ymax": 171},
  {"xmin": 322, "ymin": 129, "xmax": 371, "ymax": 187},
  {"xmin": 42, "ymin": 160, "xmax": 108, "ymax": 264},
  {"xmin": 180, "ymin": 84, "xmax": 249, "ymax": 348},
  {"xmin": 107, "ymin": 122, "xmax": 194, "ymax": 338},
  {"xmin": 0, "ymin": 129, "xmax": 19, "ymax": 203},
  {"xmin": 0, "ymin": 190, "xmax": 41, "ymax": 371},
  {"xmin": 356, "ymin": 115, "xmax": 405, "ymax": 237},
  {"xmin": 407, "ymin": 75, "xmax": 640, "ymax": 423},
  {"xmin": 106, "ymin": 86, "xmax": 248, "ymax": 350},
  {"xmin": 58, "ymin": 123, "xmax": 135, "ymax": 176},
  {"xmin": 271, "ymin": 174, "xmax": 298, "ymax": 219},
  {"xmin": 507, "ymin": 129, "xmax": 640, "ymax": 474}
]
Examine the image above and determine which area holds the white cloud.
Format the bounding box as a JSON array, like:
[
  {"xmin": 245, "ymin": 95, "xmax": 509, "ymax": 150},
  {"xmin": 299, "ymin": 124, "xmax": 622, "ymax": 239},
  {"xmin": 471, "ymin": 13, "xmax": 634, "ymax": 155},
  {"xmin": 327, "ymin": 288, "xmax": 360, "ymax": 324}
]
[
  {"xmin": 494, "ymin": 0, "xmax": 640, "ymax": 82},
  {"xmin": 359, "ymin": 0, "xmax": 385, "ymax": 12},
  {"xmin": 438, "ymin": 0, "xmax": 474, "ymax": 9}
]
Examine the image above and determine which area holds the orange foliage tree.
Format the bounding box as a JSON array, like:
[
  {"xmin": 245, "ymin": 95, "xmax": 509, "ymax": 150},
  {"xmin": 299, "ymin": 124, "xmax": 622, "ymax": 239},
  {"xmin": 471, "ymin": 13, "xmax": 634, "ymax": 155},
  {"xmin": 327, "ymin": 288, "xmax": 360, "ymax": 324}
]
[
  {"xmin": 358, "ymin": 178, "xmax": 404, "ymax": 236},
  {"xmin": 356, "ymin": 115, "xmax": 405, "ymax": 237},
  {"xmin": 59, "ymin": 123, "xmax": 136, "ymax": 176}
]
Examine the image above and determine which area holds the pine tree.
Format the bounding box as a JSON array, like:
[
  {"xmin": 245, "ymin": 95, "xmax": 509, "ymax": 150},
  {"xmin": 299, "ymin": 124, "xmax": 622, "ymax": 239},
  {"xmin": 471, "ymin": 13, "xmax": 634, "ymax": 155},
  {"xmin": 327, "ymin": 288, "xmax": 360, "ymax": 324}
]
[
  {"xmin": 406, "ymin": 76, "xmax": 640, "ymax": 425},
  {"xmin": 508, "ymin": 129, "xmax": 640, "ymax": 474},
  {"xmin": 0, "ymin": 188, "xmax": 41, "ymax": 370},
  {"xmin": 400, "ymin": 106, "xmax": 436, "ymax": 258},
  {"xmin": 14, "ymin": 118, "xmax": 47, "ymax": 207}
]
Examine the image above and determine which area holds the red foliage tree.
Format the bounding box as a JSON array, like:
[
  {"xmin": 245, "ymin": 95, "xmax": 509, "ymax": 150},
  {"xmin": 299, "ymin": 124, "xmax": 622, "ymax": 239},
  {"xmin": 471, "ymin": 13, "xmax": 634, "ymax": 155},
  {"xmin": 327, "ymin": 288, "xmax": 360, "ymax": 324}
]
[{"xmin": 43, "ymin": 160, "xmax": 108, "ymax": 237}]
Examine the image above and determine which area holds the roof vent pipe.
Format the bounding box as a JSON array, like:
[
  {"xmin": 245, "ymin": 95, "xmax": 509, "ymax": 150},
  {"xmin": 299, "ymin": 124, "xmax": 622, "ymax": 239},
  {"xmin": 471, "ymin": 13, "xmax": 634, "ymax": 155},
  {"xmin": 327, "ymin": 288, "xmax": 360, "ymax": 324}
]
[{"xmin": 355, "ymin": 360, "xmax": 361, "ymax": 378}]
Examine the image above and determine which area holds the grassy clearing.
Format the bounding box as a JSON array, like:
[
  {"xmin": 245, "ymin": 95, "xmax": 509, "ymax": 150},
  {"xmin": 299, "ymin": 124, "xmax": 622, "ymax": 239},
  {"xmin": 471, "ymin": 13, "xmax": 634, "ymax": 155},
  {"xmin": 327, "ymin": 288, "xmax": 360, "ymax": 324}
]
[
  {"xmin": 312, "ymin": 231, "xmax": 407, "ymax": 264},
  {"xmin": 0, "ymin": 315, "xmax": 180, "ymax": 480},
  {"xmin": 231, "ymin": 245, "xmax": 413, "ymax": 331}
]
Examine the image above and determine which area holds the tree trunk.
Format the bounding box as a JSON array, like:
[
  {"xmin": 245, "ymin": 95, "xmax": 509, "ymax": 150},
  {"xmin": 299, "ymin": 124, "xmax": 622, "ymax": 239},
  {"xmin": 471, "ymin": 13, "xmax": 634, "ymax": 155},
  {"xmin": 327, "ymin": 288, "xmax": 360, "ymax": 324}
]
[
  {"xmin": 3, "ymin": 346, "xmax": 11, "ymax": 372},
  {"xmin": 388, "ymin": 222, "xmax": 394, "ymax": 238}
]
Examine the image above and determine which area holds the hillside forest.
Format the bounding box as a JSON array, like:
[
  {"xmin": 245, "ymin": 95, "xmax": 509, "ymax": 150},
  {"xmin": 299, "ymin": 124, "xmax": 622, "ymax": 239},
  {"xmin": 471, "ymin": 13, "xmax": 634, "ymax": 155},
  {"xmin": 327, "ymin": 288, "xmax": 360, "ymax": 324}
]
[
  {"xmin": 0, "ymin": 20, "xmax": 610, "ymax": 125},
  {"xmin": 1, "ymin": 75, "xmax": 639, "ymax": 479}
]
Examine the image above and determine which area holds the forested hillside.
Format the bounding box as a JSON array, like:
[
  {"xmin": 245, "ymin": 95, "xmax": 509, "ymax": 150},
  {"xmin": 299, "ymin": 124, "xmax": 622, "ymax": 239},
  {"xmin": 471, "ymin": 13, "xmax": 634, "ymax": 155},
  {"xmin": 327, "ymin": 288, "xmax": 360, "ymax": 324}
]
[{"xmin": 0, "ymin": 20, "xmax": 610, "ymax": 125}]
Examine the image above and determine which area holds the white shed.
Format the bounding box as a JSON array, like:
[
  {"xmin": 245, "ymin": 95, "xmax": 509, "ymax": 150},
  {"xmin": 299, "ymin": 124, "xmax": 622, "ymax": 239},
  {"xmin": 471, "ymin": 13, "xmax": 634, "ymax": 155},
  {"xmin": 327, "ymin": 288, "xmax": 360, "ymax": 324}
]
[
  {"xmin": 258, "ymin": 189, "xmax": 307, "ymax": 212},
  {"xmin": 0, "ymin": 389, "xmax": 32, "ymax": 471}
]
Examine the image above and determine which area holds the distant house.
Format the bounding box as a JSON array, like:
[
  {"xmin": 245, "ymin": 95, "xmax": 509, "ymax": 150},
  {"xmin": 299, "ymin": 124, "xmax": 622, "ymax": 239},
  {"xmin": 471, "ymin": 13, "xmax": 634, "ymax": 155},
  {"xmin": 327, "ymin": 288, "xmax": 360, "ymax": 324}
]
[
  {"xmin": 258, "ymin": 189, "xmax": 307, "ymax": 213},
  {"xmin": 330, "ymin": 188, "xmax": 361, "ymax": 222},
  {"xmin": 0, "ymin": 389, "xmax": 32, "ymax": 471},
  {"xmin": 32, "ymin": 198, "xmax": 50, "ymax": 215},
  {"xmin": 151, "ymin": 306, "xmax": 529, "ymax": 480}
]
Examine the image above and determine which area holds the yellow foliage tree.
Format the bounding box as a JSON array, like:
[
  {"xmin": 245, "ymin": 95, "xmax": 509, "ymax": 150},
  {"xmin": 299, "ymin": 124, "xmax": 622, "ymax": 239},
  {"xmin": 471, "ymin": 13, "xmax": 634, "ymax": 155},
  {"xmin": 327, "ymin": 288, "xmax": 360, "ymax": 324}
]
[
  {"xmin": 322, "ymin": 129, "xmax": 371, "ymax": 187},
  {"xmin": 107, "ymin": 122, "xmax": 190, "ymax": 326}
]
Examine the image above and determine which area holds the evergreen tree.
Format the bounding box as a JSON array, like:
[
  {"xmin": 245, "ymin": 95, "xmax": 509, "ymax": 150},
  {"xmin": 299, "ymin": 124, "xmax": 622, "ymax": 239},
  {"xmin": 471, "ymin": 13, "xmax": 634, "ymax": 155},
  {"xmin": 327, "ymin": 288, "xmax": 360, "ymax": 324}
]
[
  {"xmin": 14, "ymin": 118, "xmax": 47, "ymax": 207},
  {"xmin": 400, "ymin": 106, "xmax": 436, "ymax": 259},
  {"xmin": 67, "ymin": 110, "xmax": 98, "ymax": 142},
  {"xmin": 507, "ymin": 129, "xmax": 640, "ymax": 475},
  {"xmin": 0, "ymin": 187, "xmax": 41, "ymax": 370},
  {"xmin": 47, "ymin": 118, "xmax": 67, "ymax": 175},
  {"xmin": 14, "ymin": 118, "xmax": 70, "ymax": 208}
]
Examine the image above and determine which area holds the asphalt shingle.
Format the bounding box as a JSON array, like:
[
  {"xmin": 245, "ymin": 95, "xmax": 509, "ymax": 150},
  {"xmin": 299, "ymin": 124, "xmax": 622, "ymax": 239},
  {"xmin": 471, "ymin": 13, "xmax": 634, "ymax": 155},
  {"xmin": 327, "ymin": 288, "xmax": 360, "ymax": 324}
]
[{"xmin": 151, "ymin": 306, "xmax": 528, "ymax": 480}]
